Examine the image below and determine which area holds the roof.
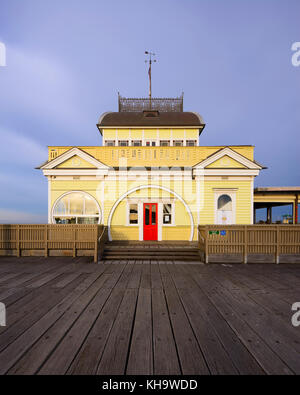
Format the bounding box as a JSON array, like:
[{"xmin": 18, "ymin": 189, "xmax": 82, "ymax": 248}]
[
  {"xmin": 255, "ymin": 187, "xmax": 300, "ymax": 193},
  {"xmin": 97, "ymin": 111, "xmax": 205, "ymax": 129}
]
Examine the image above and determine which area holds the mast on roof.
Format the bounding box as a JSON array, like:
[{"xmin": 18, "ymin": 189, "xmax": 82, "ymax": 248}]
[{"xmin": 145, "ymin": 51, "xmax": 156, "ymax": 109}]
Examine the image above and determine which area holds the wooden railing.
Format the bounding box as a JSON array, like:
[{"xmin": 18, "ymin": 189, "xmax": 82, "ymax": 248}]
[
  {"xmin": 0, "ymin": 224, "xmax": 107, "ymax": 263},
  {"xmin": 198, "ymin": 225, "xmax": 300, "ymax": 264}
]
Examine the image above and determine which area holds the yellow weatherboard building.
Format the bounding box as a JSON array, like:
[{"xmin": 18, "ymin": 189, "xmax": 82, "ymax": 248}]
[{"xmin": 39, "ymin": 94, "xmax": 263, "ymax": 241}]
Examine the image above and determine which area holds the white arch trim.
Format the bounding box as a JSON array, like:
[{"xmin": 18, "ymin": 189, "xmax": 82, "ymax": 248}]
[
  {"xmin": 107, "ymin": 185, "xmax": 194, "ymax": 241},
  {"xmin": 51, "ymin": 190, "xmax": 102, "ymax": 224}
]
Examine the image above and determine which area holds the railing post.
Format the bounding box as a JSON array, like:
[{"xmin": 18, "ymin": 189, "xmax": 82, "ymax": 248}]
[
  {"xmin": 94, "ymin": 225, "xmax": 99, "ymax": 263},
  {"xmin": 243, "ymin": 225, "xmax": 248, "ymax": 264},
  {"xmin": 44, "ymin": 224, "xmax": 48, "ymax": 258},
  {"xmin": 205, "ymin": 226, "xmax": 209, "ymax": 264},
  {"xmin": 275, "ymin": 225, "xmax": 280, "ymax": 264},
  {"xmin": 73, "ymin": 226, "xmax": 76, "ymax": 258},
  {"xmin": 16, "ymin": 225, "xmax": 20, "ymax": 258}
]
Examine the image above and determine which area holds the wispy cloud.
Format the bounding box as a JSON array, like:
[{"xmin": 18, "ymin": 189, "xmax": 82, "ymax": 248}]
[{"xmin": 0, "ymin": 45, "xmax": 86, "ymax": 134}]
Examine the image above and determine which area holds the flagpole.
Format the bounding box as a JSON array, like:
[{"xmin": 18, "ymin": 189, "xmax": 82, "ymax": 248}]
[{"xmin": 145, "ymin": 51, "xmax": 156, "ymax": 110}]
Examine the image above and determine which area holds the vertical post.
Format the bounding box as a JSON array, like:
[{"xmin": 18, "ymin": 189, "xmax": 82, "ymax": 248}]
[
  {"xmin": 275, "ymin": 225, "xmax": 280, "ymax": 264},
  {"xmin": 253, "ymin": 206, "xmax": 256, "ymax": 224},
  {"xmin": 44, "ymin": 224, "xmax": 48, "ymax": 257},
  {"xmin": 267, "ymin": 205, "xmax": 272, "ymax": 224},
  {"xmin": 205, "ymin": 226, "xmax": 209, "ymax": 264},
  {"xmin": 94, "ymin": 225, "xmax": 99, "ymax": 263},
  {"xmin": 295, "ymin": 195, "xmax": 298, "ymax": 224},
  {"xmin": 16, "ymin": 225, "xmax": 20, "ymax": 257},
  {"xmin": 243, "ymin": 225, "xmax": 248, "ymax": 264},
  {"xmin": 73, "ymin": 226, "xmax": 76, "ymax": 258}
]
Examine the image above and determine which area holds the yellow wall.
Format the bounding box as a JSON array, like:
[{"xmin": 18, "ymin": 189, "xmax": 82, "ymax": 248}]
[{"xmin": 49, "ymin": 175, "xmax": 253, "ymax": 240}]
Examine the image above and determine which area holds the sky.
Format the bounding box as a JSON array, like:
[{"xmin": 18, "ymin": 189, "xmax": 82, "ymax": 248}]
[{"xmin": 0, "ymin": 0, "xmax": 299, "ymax": 223}]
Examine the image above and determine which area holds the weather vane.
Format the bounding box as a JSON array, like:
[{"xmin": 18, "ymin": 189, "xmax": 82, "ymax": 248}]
[{"xmin": 145, "ymin": 51, "xmax": 156, "ymax": 108}]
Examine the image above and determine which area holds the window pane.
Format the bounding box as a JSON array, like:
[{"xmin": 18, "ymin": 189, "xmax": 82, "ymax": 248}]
[
  {"xmin": 160, "ymin": 140, "xmax": 170, "ymax": 146},
  {"xmin": 68, "ymin": 193, "xmax": 84, "ymax": 215},
  {"xmin": 54, "ymin": 217, "xmax": 76, "ymax": 224},
  {"xmin": 129, "ymin": 204, "xmax": 138, "ymax": 224},
  {"xmin": 54, "ymin": 200, "xmax": 67, "ymax": 215},
  {"xmin": 84, "ymin": 195, "xmax": 99, "ymax": 215},
  {"xmin": 174, "ymin": 141, "xmax": 183, "ymax": 146},
  {"xmin": 186, "ymin": 140, "xmax": 197, "ymax": 146},
  {"xmin": 145, "ymin": 205, "xmax": 150, "ymax": 225},
  {"xmin": 163, "ymin": 204, "xmax": 172, "ymax": 224},
  {"xmin": 119, "ymin": 140, "xmax": 128, "ymax": 146},
  {"xmin": 151, "ymin": 204, "xmax": 157, "ymax": 225},
  {"xmin": 105, "ymin": 140, "xmax": 115, "ymax": 146},
  {"xmin": 152, "ymin": 141, "xmax": 156, "ymax": 146},
  {"xmin": 132, "ymin": 140, "xmax": 142, "ymax": 146},
  {"xmin": 218, "ymin": 194, "xmax": 232, "ymax": 210},
  {"xmin": 77, "ymin": 217, "xmax": 99, "ymax": 224}
]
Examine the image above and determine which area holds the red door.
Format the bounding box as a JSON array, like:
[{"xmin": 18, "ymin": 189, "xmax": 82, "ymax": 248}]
[{"xmin": 143, "ymin": 203, "xmax": 158, "ymax": 241}]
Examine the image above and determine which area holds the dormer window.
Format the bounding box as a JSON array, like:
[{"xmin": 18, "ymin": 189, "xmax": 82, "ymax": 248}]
[
  {"xmin": 160, "ymin": 140, "xmax": 170, "ymax": 147},
  {"xmin": 186, "ymin": 140, "xmax": 197, "ymax": 147},
  {"xmin": 174, "ymin": 140, "xmax": 183, "ymax": 147},
  {"xmin": 132, "ymin": 140, "xmax": 142, "ymax": 146}
]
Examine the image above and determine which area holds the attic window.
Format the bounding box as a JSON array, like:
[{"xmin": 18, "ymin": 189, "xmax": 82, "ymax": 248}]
[{"xmin": 143, "ymin": 110, "xmax": 159, "ymax": 118}]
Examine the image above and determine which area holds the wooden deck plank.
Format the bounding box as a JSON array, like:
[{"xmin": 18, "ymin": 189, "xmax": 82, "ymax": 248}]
[
  {"xmin": 152, "ymin": 287, "xmax": 181, "ymax": 375},
  {"xmin": 96, "ymin": 288, "xmax": 138, "ymax": 374},
  {"xmin": 126, "ymin": 288, "xmax": 153, "ymax": 375}
]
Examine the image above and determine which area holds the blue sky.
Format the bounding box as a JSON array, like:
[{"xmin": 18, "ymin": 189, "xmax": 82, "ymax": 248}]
[{"xmin": 0, "ymin": 0, "xmax": 299, "ymax": 223}]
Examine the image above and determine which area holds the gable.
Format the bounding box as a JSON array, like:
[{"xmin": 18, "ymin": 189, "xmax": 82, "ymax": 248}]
[
  {"xmin": 206, "ymin": 155, "xmax": 246, "ymax": 169},
  {"xmin": 193, "ymin": 147, "xmax": 263, "ymax": 170},
  {"xmin": 55, "ymin": 155, "xmax": 97, "ymax": 169},
  {"xmin": 40, "ymin": 147, "xmax": 109, "ymax": 170}
]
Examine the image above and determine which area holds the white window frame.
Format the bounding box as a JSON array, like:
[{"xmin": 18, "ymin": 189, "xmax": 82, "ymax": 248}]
[
  {"xmin": 213, "ymin": 189, "xmax": 237, "ymax": 225},
  {"xmin": 127, "ymin": 202, "xmax": 139, "ymax": 226},
  {"xmin": 162, "ymin": 202, "xmax": 175, "ymax": 226},
  {"xmin": 51, "ymin": 191, "xmax": 102, "ymax": 225}
]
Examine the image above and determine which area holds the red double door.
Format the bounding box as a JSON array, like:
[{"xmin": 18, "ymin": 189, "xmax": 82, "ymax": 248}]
[{"xmin": 143, "ymin": 203, "xmax": 158, "ymax": 241}]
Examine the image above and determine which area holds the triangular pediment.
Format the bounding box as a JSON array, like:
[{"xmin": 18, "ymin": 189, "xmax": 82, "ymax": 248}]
[
  {"xmin": 193, "ymin": 147, "xmax": 262, "ymax": 170},
  {"xmin": 55, "ymin": 155, "xmax": 97, "ymax": 169},
  {"xmin": 40, "ymin": 147, "xmax": 109, "ymax": 170},
  {"xmin": 206, "ymin": 155, "xmax": 247, "ymax": 169}
]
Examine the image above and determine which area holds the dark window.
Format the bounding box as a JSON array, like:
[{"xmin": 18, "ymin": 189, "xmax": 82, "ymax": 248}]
[
  {"xmin": 163, "ymin": 204, "xmax": 172, "ymax": 224},
  {"xmin": 151, "ymin": 204, "xmax": 157, "ymax": 225},
  {"xmin": 129, "ymin": 204, "xmax": 138, "ymax": 224},
  {"xmin": 145, "ymin": 205, "xmax": 150, "ymax": 225}
]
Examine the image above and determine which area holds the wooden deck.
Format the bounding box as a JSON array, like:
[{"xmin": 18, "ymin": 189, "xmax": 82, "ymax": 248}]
[{"xmin": 0, "ymin": 256, "xmax": 300, "ymax": 375}]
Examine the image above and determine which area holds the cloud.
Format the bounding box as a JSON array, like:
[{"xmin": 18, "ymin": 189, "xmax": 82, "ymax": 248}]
[
  {"xmin": 0, "ymin": 209, "xmax": 47, "ymax": 224},
  {"xmin": 0, "ymin": 45, "xmax": 85, "ymax": 133}
]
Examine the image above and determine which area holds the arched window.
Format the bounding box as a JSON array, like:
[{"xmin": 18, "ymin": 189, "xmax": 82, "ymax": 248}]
[
  {"xmin": 217, "ymin": 194, "xmax": 232, "ymax": 211},
  {"xmin": 52, "ymin": 192, "xmax": 101, "ymax": 224}
]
